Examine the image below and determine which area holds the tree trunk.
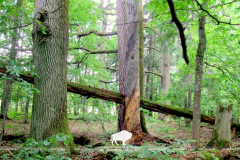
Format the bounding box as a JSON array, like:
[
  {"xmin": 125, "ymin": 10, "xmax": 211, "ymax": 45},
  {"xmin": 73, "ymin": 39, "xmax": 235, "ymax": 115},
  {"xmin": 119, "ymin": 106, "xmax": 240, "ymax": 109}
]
[
  {"xmin": 207, "ymin": 104, "xmax": 232, "ymax": 149},
  {"xmin": 29, "ymin": 0, "xmax": 75, "ymax": 151},
  {"xmin": 117, "ymin": 0, "xmax": 142, "ymax": 142},
  {"xmin": 15, "ymin": 86, "xmax": 22, "ymax": 112},
  {"xmin": 192, "ymin": 8, "xmax": 207, "ymax": 149},
  {"xmin": 139, "ymin": 0, "xmax": 148, "ymax": 134},
  {"xmin": 185, "ymin": 90, "xmax": 192, "ymax": 125},
  {"xmin": 116, "ymin": 0, "xmax": 127, "ymax": 131},
  {"xmin": 20, "ymin": 102, "xmax": 25, "ymax": 112},
  {"xmin": 81, "ymin": 96, "xmax": 87, "ymax": 117},
  {"xmin": 1, "ymin": 80, "xmax": 12, "ymax": 115},
  {"xmin": 24, "ymin": 91, "xmax": 30, "ymax": 124},
  {"xmin": 159, "ymin": 40, "xmax": 170, "ymax": 120}
]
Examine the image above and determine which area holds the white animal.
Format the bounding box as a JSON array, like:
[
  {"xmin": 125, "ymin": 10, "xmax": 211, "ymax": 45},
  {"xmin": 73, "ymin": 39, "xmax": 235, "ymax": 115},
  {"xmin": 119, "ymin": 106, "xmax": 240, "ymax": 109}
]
[{"xmin": 110, "ymin": 130, "xmax": 132, "ymax": 145}]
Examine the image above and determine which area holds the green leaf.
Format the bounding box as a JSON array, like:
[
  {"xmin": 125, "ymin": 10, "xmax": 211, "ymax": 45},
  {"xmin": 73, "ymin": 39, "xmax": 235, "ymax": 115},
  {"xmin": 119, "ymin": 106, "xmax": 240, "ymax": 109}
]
[
  {"xmin": 43, "ymin": 140, "xmax": 50, "ymax": 146},
  {"xmin": 10, "ymin": 60, "xmax": 15, "ymax": 66}
]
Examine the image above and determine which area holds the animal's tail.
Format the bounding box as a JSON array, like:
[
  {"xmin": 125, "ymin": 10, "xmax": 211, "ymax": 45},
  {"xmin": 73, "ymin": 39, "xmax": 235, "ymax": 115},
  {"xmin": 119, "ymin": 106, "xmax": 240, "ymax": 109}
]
[{"xmin": 110, "ymin": 135, "xmax": 113, "ymax": 142}]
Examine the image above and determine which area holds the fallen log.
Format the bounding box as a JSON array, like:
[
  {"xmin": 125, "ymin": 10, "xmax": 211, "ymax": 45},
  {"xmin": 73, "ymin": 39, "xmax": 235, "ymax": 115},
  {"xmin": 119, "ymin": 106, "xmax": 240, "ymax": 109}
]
[{"xmin": 0, "ymin": 67, "xmax": 239, "ymax": 132}]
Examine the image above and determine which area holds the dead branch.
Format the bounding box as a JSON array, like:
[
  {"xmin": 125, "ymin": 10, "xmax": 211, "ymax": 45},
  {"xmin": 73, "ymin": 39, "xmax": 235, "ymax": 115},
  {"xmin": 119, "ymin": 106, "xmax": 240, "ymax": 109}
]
[
  {"xmin": 77, "ymin": 30, "xmax": 117, "ymax": 38},
  {"xmin": 69, "ymin": 46, "xmax": 118, "ymax": 54},
  {"xmin": 105, "ymin": 67, "xmax": 163, "ymax": 77}
]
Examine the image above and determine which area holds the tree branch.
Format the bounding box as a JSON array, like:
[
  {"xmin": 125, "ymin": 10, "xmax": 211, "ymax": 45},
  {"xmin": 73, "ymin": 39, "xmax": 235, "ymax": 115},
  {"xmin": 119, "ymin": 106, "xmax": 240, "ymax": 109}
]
[
  {"xmin": 166, "ymin": 0, "xmax": 189, "ymax": 64},
  {"xmin": 77, "ymin": 30, "xmax": 117, "ymax": 38},
  {"xmin": 145, "ymin": 46, "xmax": 160, "ymax": 52},
  {"xmin": 194, "ymin": 0, "xmax": 240, "ymax": 25},
  {"xmin": 0, "ymin": 22, "xmax": 33, "ymax": 32},
  {"xmin": 105, "ymin": 67, "xmax": 163, "ymax": 77},
  {"xmin": 69, "ymin": 46, "xmax": 118, "ymax": 54},
  {"xmin": 211, "ymin": 0, "xmax": 239, "ymax": 8}
]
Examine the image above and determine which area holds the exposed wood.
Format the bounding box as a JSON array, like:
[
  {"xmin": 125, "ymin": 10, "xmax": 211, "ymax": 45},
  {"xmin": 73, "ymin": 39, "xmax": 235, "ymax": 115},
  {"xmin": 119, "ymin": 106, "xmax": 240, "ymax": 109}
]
[
  {"xmin": 1, "ymin": 67, "xmax": 240, "ymax": 132},
  {"xmin": 77, "ymin": 30, "xmax": 117, "ymax": 38}
]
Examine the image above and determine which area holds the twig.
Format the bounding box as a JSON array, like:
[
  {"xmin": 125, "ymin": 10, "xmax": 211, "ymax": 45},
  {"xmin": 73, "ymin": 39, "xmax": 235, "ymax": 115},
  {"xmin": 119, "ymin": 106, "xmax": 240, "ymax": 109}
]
[
  {"xmin": 194, "ymin": 0, "xmax": 240, "ymax": 25},
  {"xmin": 77, "ymin": 30, "xmax": 117, "ymax": 38},
  {"xmin": 69, "ymin": 46, "xmax": 118, "ymax": 54},
  {"xmin": 0, "ymin": 22, "xmax": 33, "ymax": 32},
  {"xmin": 7, "ymin": 150, "xmax": 20, "ymax": 160}
]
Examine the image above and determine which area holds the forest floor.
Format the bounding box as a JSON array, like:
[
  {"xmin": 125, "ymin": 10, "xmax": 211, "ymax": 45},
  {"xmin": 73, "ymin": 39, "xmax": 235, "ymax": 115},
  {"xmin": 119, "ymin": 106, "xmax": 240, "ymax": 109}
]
[{"xmin": 0, "ymin": 114, "xmax": 240, "ymax": 159}]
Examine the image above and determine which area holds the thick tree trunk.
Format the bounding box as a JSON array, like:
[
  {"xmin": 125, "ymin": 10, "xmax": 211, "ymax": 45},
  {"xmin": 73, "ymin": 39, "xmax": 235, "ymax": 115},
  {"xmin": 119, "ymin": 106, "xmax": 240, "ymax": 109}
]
[
  {"xmin": 116, "ymin": 0, "xmax": 127, "ymax": 131},
  {"xmin": 2, "ymin": 68, "xmax": 240, "ymax": 132},
  {"xmin": 117, "ymin": 0, "xmax": 142, "ymax": 142},
  {"xmin": 192, "ymin": 11, "xmax": 207, "ymax": 149},
  {"xmin": 29, "ymin": 0, "xmax": 75, "ymax": 151},
  {"xmin": 207, "ymin": 104, "xmax": 232, "ymax": 149}
]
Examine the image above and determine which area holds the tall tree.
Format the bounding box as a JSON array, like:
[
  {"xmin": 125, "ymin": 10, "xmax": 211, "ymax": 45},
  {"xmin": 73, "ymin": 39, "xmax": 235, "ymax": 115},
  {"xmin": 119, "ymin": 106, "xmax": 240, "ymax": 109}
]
[
  {"xmin": 192, "ymin": 2, "xmax": 207, "ymax": 149},
  {"xmin": 159, "ymin": 37, "xmax": 171, "ymax": 120},
  {"xmin": 117, "ymin": 0, "xmax": 142, "ymax": 140},
  {"xmin": 29, "ymin": 0, "xmax": 75, "ymax": 151}
]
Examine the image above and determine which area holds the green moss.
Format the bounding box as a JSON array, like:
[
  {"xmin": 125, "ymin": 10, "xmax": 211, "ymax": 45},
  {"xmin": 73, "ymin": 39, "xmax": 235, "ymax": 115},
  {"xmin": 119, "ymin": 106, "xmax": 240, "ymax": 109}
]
[
  {"xmin": 207, "ymin": 129, "xmax": 218, "ymax": 147},
  {"xmin": 216, "ymin": 139, "xmax": 231, "ymax": 149}
]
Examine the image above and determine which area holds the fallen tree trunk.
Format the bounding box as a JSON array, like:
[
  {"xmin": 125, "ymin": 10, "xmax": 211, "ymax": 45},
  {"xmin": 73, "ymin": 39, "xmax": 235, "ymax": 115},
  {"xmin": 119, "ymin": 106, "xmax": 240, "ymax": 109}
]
[{"xmin": 0, "ymin": 67, "xmax": 239, "ymax": 132}]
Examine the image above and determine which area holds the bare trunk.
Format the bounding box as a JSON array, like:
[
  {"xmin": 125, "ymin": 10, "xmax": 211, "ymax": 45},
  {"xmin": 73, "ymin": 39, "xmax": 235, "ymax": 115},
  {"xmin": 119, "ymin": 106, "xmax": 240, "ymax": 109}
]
[
  {"xmin": 192, "ymin": 8, "xmax": 207, "ymax": 149},
  {"xmin": 117, "ymin": 0, "xmax": 142, "ymax": 142},
  {"xmin": 207, "ymin": 104, "xmax": 232, "ymax": 149},
  {"xmin": 29, "ymin": 0, "xmax": 75, "ymax": 151},
  {"xmin": 117, "ymin": 0, "xmax": 127, "ymax": 131}
]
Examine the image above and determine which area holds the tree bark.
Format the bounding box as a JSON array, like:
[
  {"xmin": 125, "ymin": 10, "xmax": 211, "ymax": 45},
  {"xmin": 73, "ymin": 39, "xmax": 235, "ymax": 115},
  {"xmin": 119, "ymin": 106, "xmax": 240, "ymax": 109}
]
[
  {"xmin": 29, "ymin": 0, "xmax": 75, "ymax": 151},
  {"xmin": 192, "ymin": 7, "xmax": 207, "ymax": 149},
  {"xmin": 116, "ymin": 0, "xmax": 127, "ymax": 131},
  {"xmin": 117, "ymin": 0, "xmax": 142, "ymax": 142},
  {"xmin": 207, "ymin": 104, "xmax": 232, "ymax": 149}
]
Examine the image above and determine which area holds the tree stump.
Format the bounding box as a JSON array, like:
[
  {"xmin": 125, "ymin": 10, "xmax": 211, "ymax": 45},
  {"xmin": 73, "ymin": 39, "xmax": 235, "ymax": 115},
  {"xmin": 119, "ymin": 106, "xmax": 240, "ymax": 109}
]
[{"xmin": 207, "ymin": 103, "xmax": 232, "ymax": 149}]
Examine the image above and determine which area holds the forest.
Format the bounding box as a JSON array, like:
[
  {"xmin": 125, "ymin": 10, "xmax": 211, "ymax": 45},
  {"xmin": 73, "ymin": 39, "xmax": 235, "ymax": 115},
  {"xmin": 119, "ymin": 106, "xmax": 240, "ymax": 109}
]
[{"xmin": 0, "ymin": 0, "xmax": 240, "ymax": 159}]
